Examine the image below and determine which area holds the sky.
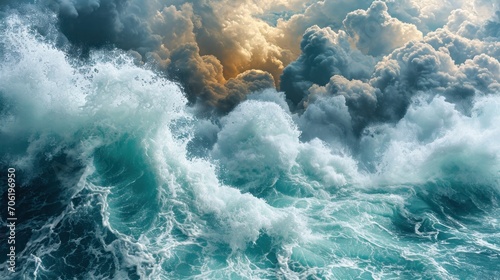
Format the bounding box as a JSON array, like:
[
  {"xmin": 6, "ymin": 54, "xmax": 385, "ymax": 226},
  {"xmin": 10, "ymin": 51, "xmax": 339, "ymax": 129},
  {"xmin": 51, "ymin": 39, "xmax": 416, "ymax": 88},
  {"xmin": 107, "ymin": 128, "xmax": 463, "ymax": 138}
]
[{"xmin": 1, "ymin": 0, "xmax": 499, "ymax": 120}]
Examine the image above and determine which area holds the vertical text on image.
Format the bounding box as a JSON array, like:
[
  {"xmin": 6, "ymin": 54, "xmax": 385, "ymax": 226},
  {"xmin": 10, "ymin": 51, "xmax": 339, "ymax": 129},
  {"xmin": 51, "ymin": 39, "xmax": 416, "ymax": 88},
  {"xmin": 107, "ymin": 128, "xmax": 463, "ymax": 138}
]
[{"xmin": 6, "ymin": 167, "xmax": 17, "ymax": 273}]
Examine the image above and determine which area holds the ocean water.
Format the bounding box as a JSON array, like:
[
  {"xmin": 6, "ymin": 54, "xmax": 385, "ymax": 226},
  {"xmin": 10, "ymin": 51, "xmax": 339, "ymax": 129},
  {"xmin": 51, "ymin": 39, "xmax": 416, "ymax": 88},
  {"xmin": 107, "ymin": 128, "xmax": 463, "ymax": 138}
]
[{"xmin": 1, "ymin": 14, "xmax": 500, "ymax": 280}]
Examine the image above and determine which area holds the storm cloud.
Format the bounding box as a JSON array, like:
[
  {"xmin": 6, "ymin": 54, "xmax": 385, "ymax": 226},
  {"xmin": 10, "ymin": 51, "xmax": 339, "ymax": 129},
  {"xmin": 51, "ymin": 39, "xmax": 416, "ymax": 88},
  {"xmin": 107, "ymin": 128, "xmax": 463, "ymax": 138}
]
[
  {"xmin": 277, "ymin": 1, "xmax": 500, "ymax": 148},
  {"xmin": 1, "ymin": 0, "xmax": 498, "ymax": 117}
]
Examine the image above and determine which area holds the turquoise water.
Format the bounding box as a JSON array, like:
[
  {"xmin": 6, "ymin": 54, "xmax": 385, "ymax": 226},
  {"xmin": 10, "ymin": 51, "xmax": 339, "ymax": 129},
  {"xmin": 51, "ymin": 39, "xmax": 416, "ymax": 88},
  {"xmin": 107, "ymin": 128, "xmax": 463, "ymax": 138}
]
[{"xmin": 1, "ymin": 15, "xmax": 499, "ymax": 279}]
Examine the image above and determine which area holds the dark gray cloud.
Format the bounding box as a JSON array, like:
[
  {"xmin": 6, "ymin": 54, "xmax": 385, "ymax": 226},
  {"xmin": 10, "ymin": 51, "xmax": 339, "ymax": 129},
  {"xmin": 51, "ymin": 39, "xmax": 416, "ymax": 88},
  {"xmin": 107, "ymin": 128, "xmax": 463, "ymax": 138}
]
[
  {"xmin": 53, "ymin": 0, "xmax": 156, "ymax": 50},
  {"xmin": 280, "ymin": 2, "xmax": 500, "ymax": 148},
  {"xmin": 309, "ymin": 76, "xmax": 378, "ymax": 136},
  {"xmin": 280, "ymin": 25, "xmax": 375, "ymax": 106}
]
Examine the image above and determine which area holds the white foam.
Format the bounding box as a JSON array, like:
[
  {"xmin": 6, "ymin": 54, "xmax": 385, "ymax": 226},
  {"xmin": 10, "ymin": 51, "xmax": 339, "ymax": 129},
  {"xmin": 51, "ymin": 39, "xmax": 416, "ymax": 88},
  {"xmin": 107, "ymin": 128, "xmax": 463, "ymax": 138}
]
[{"xmin": 361, "ymin": 94, "xmax": 500, "ymax": 188}]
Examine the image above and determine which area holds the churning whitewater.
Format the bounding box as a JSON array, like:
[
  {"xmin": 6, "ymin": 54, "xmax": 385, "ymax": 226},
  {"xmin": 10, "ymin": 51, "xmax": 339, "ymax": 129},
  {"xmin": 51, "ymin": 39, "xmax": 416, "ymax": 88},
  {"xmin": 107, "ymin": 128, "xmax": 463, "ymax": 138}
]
[{"xmin": 1, "ymin": 8, "xmax": 500, "ymax": 280}]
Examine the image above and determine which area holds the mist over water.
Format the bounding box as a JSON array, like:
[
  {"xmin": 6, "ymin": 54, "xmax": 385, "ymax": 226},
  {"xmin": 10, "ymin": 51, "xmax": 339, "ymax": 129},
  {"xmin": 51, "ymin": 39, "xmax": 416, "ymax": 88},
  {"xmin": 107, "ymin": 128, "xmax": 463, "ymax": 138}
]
[{"xmin": 1, "ymin": 1, "xmax": 500, "ymax": 279}]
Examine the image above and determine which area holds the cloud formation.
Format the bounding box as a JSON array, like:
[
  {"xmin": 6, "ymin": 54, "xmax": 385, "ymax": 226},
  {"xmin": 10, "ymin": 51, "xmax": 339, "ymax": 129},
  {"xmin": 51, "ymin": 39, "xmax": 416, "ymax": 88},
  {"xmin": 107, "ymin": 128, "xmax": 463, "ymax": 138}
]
[
  {"xmin": 280, "ymin": 25, "xmax": 376, "ymax": 106},
  {"xmin": 39, "ymin": 0, "xmax": 299, "ymax": 110},
  {"xmin": 277, "ymin": 1, "xmax": 500, "ymax": 149},
  {"xmin": 343, "ymin": 1, "xmax": 422, "ymax": 56},
  {"xmin": 1, "ymin": 0, "xmax": 498, "ymax": 114}
]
